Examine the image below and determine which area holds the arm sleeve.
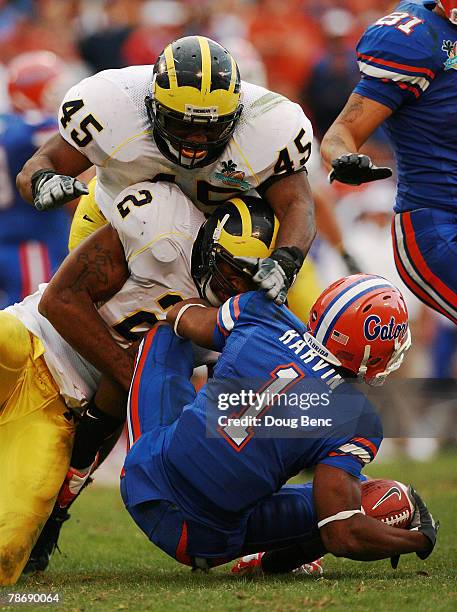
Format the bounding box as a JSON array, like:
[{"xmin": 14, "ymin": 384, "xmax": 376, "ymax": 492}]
[
  {"xmin": 242, "ymin": 98, "xmax": 313, "ymax": 194},
  {"xmin": 354, "ymin": 16, "xmax": 440, "ymax": 111},
  {"xmin": 317, "ymin": 395, "xmax": 383, "ymax": 478},
  {"xmin": 212, "ymin": 292, "xmax": 256, "ymax": 351},
  {"xmin": 58, "ymin": 73, "xmax": 141, "ymax": 166},
  {"xmin": 319, "ymin": 435, "xmax": 382, "ymax": 479}
]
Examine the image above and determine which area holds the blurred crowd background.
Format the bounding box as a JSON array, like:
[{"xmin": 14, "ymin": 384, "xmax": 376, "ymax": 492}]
[{"xmin": 1, "ymin": 0, "xmax": 455, "ymax": 468}]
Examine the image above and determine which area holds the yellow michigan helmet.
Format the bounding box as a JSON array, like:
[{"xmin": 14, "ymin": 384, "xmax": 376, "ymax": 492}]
[
  {"xmin": 191, "ymin": 195, "xmax": 279, "ymax": 305},
  {"xmin": 146, "ymin": 35, "xmax": 243, "ymax": 169}
]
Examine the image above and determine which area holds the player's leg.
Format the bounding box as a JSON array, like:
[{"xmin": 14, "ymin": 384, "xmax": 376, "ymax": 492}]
[
  {"xmin": 121, "ymin": 324, "xmax": 198, "ymax": 562},
  {"xmin": 0, "ymin": 312, "xmax": 75, "ymax": 585},
  {"xmin": 392, "ymin": 208, "xmax": 457, "ymax": 324},
  {"xmin": 125, "ymin": 323, "xmax": 196, "ymax": 448},
  {"xmin": 68, "ymin": 177, "xmax": 107, "ymax": 251}
]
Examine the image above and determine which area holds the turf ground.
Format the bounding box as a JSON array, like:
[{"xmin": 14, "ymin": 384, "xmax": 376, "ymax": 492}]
[{"xmin": 1, "ymin": 451, "xmax": 456, "ymax": 611}]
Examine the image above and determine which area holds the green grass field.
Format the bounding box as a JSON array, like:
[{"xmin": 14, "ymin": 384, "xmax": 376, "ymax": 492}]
[{"xmin": 1, "ymin": 452, "xmax": 456, "ymax": 611}]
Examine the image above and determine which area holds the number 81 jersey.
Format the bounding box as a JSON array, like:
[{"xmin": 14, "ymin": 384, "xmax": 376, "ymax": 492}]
[{"xmin": 58, "ymin": 66, "xmax": 313, "ymax": 217}]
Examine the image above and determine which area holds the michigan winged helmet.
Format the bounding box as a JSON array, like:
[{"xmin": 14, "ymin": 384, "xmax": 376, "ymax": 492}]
[
  {"xmin": 192, "ymin": 196, "xmax": 278, "ymax": 304},
  {"xmin": 146, "ymin": 36, "xmax": 243, "ymax": 168}
]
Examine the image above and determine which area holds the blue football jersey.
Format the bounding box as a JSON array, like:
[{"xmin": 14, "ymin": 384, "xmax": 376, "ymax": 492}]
[
  {"xmin": 140, "ymin": 292, "xmax": 383, "ymax": 526},
  {"xmin": 354, "ymin": 1, "xmax": 457, "ymax": 213},
  {"xmin": 0, "ymin": 112, "xmax": 70, "ymax": 242}
]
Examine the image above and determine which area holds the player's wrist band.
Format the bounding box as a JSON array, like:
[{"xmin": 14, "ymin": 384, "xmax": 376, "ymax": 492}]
[
  {"xmin": 174, "ymin": 303, "xmax": 207, "ymax": 338},
  {"xmin": 317, "ymin": 509, "xmax": 364, "ymax": 529}
]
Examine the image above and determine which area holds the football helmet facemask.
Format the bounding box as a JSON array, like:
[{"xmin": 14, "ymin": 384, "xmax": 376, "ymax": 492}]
[
  {"xmin": 439, "ymin": 1, "xmax": 457, "ymax": 24},
  {"xmin": 191, "ymin": 196, "xmax": 279, "ymax": 305},
  {"xmin": 146, "ymin": 35, "xmax": 243, "ymax": 169},
  {"xmin": 306, "ymin": 274, "xmax": 411, "ymax": 386}
]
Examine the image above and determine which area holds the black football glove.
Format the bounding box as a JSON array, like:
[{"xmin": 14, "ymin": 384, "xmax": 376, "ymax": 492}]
[
  {"xmin": 408, "ymin": 486, "xmax": 440, "ymax": 560},
  {"xmin": 390, "ymin": 485, "xmax": 438, "ymax": 570},
  {"xmin": 235, "ymin": 247, "xmax": 304, "ymax": 306},
  {"xmin": 329, "ymin": 154, "xmax": 392, "ymax": 186},
  {"xmin": 32, "ymin": 169, "xmax": 89, "ymax": 211}
]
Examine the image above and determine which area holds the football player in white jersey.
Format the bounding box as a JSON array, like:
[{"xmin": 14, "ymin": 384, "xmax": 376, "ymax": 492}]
[
  {"xmin": 0, "ymin": 180, "xmax": 202, "ymax": 583},
  {"xmin": 0, "ymin": 179, "xmax": 286, "ymax": 581},
  {"xmin": 16, "ymin": 36, "xmax": 316, "ymax": 304}
]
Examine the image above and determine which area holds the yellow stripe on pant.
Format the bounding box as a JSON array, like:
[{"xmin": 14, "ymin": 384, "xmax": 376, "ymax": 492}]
[
  {"xmin": 68, "ymin": 176, "xmax": 107, "ymax": 252},
  {"xmin": 0, "ymin": 312, "xmax": 75, "ymax": 585}
]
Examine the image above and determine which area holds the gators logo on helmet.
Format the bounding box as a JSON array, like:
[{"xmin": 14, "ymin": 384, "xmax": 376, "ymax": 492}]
[
  {"xmin": 146, "ymin": 36, "xmax": 243, "ymax": 169},
  {"xmin": 192, "ymin": 195, "xmax": 278, "ymax": 305},
  {"xmin": 306, "ymin": 274, "xmax": 411, "ymax": 386}
]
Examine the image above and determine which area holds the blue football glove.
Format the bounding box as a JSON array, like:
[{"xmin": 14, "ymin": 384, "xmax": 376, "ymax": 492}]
[
  {"xmin": 32, "ymin": 169, "xmax": 89, "ymax": 211},
  {"xmin": 329, "ymin": 154, "xmax": 392, "ymax": 186}
]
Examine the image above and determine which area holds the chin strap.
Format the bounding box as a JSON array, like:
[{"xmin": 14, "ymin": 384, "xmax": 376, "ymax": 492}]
[{"xmin": 357, "ymin": 344, "xmax": 371, "ymax": 382}]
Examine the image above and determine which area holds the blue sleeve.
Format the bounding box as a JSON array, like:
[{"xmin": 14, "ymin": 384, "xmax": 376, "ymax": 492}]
[
  {"xmin": 318, "ymin": 435, "xmax": 382, "ymax": 479},
  {"xmin": 212, "ymin": 292, "xmax": 257, "ymax": 352},
  {"xmin": 317, "ymin": 397, "xmax": 383, "ymax": 478},
  {"xmin": 355, "ymin": 9, "xmax": 440, "ymax": 109}
]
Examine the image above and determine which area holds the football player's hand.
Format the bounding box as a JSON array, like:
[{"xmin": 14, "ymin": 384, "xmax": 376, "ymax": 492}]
[
  {"xmin": 32, "ymin": 169, "xmax": 89, "ymax": 211},
  {"xmin": 408, "ymin": 486, "xmax": 439, "ymax": 560},
  {"xmin": 329, "ymin": 154, "xmax": 392, "ymax": 186},
  {"xmin": 235, "ymin": 247, "xmax": 304, "ymax": 306}
]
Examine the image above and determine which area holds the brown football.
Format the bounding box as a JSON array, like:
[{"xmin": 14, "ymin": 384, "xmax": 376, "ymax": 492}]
[{"xmin": 361, "ymin": 479, "xmax": 414, "ymax": 529}]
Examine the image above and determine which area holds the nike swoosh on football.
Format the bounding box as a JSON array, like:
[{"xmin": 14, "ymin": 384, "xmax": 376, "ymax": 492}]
[
  {"xmin": 372, "ymin": 486, "xmax": 402, "ymax": 510},
  {"xmin": 83, "ymin": 214, "xmax": 94, "ymax": 223}
]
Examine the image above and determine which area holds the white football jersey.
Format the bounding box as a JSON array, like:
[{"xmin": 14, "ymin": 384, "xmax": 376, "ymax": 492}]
[
  {"xmin": 58, "ymin": 66, "xmax": 313, "ymax": 217},
  {"xmin": 6, "ymin": 182, "xmax": 205, "ymax": 407}
]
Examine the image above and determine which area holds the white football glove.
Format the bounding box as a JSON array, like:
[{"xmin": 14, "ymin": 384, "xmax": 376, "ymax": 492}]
[
  {"xmin": 32, "ymin": 169, "xmax": 89, "ymax": 211},
  {"xmin": 235, "ymin": 256, "xmax": 289, "ymax": 305}
]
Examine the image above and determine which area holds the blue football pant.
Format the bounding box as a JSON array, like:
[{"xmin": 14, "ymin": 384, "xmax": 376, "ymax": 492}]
[{"xmin": 121, "ymin": 325, "xmax": 321, "ymax": 568}]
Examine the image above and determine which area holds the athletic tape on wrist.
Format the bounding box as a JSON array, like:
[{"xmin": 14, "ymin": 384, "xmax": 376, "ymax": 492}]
[
  {"xmin": 174, "ymin": 303, "xmax": 207, "ymax": 338},
  {"xmin": 317, "ymin": 509, "xmax": 364, "ymax": 529}
]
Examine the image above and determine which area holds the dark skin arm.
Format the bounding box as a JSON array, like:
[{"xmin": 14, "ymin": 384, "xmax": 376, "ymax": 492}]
[
  {"xmin": 314, "ymin": 464, "xmax": 430, "ymax": 560},
  {"xmin": 16, "ymin": 133, "xmax": 92, "ymax": 203},
  {"xmin": 320, "ymin": 93, "xmax": 393, "ymax": 171},
  {"xmin": 264, "ymin": 171, "xmax": 316, "ymax": 257},
  {"xmin": 38, "ymin": 224, "xmax": 134, "ymax": 391},
  {"xmin": 166, "ymin": 299, "xmax": 218, "ymax": 349}
]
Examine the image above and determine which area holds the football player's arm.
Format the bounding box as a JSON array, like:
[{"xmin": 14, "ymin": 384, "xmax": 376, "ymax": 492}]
[
  {"xmin": 265, "ymin": 170, "xmax": 316, "ymax": 257},
  {"xmin": 38, "ymin": 224, "xmax": 134, "ymax": 391},
  {"xmin": 320, "ymin": 93, "xmax": 393, "ymax": 185},
  {"xmin": 166, "ymin": 299, "xmax": 218, "ymax": 349},
  {"xmin": 16, "ymin": 133, "xmax": 92, "ymax": 204},
  {"xmin": 314, "ymin": 464, "xmax": 434, "ymax": 561},
  {"xmin": 246, "ymin": 171, "xmax": 315, "ymax": 305}
]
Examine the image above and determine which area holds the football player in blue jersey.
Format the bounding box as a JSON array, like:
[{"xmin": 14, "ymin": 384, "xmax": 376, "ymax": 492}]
[
  {"xmin": 119, "ymin": 269, "xmax": 438, "ymax": 572},
  {"xmin": 0, "ymin": 51, "xmax": 71, "ymax": 308},
  {"xmin": 321, "ymin": 1, "xmax": 457, "ymax": 325}
]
